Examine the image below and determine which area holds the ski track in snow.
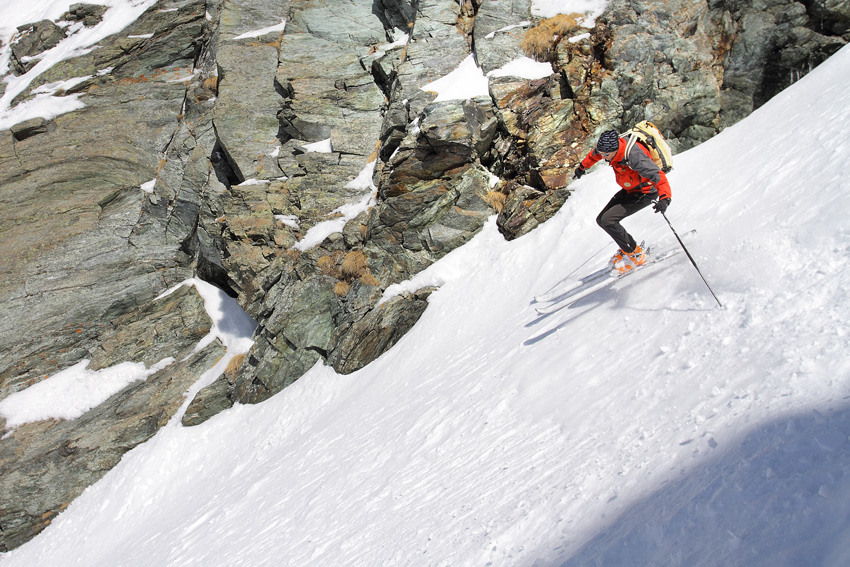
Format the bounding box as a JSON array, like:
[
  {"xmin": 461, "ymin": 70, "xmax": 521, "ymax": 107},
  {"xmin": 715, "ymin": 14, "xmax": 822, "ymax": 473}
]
[{"xmin": 3, "ymin": 26, "xmax": 850, "ymax": 567}]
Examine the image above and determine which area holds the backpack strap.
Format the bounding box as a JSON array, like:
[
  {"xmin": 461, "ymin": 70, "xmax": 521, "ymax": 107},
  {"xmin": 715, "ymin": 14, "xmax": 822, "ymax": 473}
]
[{"xmin": 622, "ymin": 131, "xmax": 644, "ymax": 166}]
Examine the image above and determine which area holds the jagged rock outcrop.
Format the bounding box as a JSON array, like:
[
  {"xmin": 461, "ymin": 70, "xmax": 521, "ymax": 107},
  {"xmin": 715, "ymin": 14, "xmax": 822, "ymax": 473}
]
[
  {"xmin": 194, "ymin": 0, "xmax": 502, "ymax": 410},
  {"xmin": 558, "ymin": 0, "xmax": 848, "ymax": 151},
  {"xmin": 1, "ymin": 0, "xmax": 212, "ymax": 401},
  {"xmin": 62, "ymin": 4, "xmax": 109, "ymax": 27},
  {"xmin": 1, "ymin": 0, "xmax": 847, "ymax": 551},
  {"xmin": 9, "ymin": 20, "xmax": 67, "ymax": 75}
]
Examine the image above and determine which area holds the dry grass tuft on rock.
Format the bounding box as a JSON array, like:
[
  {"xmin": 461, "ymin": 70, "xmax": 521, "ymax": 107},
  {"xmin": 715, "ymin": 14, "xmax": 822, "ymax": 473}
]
[
  {"xmin": 203, "ymin": 76, "xmax": 218, "ymax": 93},
  {"xmin": 225, "ymin": 353, "xmax": 246, "ymax": 379},
  {"xmin": 359, "ymin": 272, "xmax": 379, "ymax": 287},
  {"xmin": 522, "ymin": 14, "xmax": 582, "ymax": 61},
  {"xmin": 318, "ymin": 255, "xmax": 338, "ymax": 277},
  {"xmin": 484, "ymin": 190, "xmax": 508, "ymax": 213},
  {"xmin": 341, "ymin": 250, "xmax": 369, "ymax": 280},
  {"xmin": 331, "ymin": 250, "xmax": 380, "ymax": 291},
  {"xmin": 334, "ymin": 281, "xmax": 351, "ymax": 296}
]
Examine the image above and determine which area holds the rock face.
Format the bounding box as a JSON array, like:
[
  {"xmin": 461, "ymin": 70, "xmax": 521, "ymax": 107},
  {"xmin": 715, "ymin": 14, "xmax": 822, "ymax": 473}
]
[
  {"xmin": 0, "ymin": 0, "xmax": 221, "ymax": 551},
  {"xmin": 0, "ymin": 0, "xmax": 846, "ymax": 551},
  {"xmin": 578, "ymin": 0, "xmax": 849, "ymax": 150},
  {"xmin": 0, "ymin": 285, "xmax": 223, "ymax": 551}
]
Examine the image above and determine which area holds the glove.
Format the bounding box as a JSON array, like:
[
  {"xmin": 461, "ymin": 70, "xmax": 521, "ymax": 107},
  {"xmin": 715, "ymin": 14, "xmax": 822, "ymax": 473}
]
[
  {"xmin": 573, "ymin": 166, "xmax": 586, "ymax": 180},
  {"xmin": 653, "ymin": 197, "xmax": 671, "ymax": 214}
]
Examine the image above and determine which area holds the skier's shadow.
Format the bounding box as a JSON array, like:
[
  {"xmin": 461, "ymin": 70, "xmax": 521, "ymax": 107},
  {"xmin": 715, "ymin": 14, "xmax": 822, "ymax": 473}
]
[{"xmin": 523, "ymin": 289, "xmax": 615, "ymax": 346}]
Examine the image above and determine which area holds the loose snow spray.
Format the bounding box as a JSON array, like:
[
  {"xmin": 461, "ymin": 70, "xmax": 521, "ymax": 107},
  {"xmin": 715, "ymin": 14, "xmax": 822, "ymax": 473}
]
[{"xmin": 660, "ymin": 210, "xmax": 722, "ymax": 307}]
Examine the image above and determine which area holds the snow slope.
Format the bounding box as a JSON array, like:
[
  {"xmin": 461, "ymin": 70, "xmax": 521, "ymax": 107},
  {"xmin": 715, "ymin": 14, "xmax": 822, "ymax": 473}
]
[{"xmin": 3, "ymin": 41, "xmax": 850, "ymax": 567}]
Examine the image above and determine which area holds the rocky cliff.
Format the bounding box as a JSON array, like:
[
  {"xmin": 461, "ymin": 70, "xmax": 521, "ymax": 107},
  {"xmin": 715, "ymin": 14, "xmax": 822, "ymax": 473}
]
[{"xmin": 0, "ymin": 0, "xmax": 847, "ymax": 552}]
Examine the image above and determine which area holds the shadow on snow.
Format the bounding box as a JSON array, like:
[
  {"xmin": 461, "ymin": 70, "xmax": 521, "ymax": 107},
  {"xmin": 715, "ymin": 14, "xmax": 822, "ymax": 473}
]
[{"xmin": 542, "ymin": 403, "xmax": 850, "ymax": 567}]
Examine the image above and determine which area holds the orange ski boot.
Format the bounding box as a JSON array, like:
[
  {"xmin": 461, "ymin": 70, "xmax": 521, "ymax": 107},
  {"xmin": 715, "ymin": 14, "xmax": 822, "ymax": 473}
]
[
  {"xmin": 615, "ymin": 244, "xmax": 647, "ymax": 274},
  {"xmin": 608, "ymin": 248, "xmax": 626, "ymax": 269}
]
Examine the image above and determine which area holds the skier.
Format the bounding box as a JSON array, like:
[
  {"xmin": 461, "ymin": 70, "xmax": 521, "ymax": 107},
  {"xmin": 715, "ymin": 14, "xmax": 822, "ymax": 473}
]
[{"xmin": 573, "ymin": 129, "xmax": 672, "ymax": 273}]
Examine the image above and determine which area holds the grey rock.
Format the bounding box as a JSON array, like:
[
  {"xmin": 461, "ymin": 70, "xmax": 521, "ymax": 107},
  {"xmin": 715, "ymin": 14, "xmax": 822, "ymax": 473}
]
[
  {"xmin": 88, "ymin": 284, "xmax": 213, "ymax": 370},
  {"xmin": 809, "ymin": 0, "xmax": 850, "ymax": 35},
  {"xmin": 62, "ymin": 4, "xmax": 109, "ymax": 27},
  {"xmin": 214, "ymin": 42, "xmax": 284, "ymax": 181},
  {"xmin": 387, "ymin": 0, "xmax": 469, "ymax": 121},
  {"xmin": 205, "ymin": 0, "xmax": 290, "ymax": 184},
  {"xmin": 182, "ymin": 353, "xmax": 241, "ymax": 427},
  {"xmin": 9, "ymin": 117, "xmax": 54, "ymax": 141},
  {"xmin": 9, "ymin": 20, "xmax": 67, "ymax": 74},
  {"xmin": 374, "ymin": 0, "xmax": 418, "ymax": 30},
  {"xmin": 276, "ymin": 32, "xmax": 384, "ymax": 157},
  {"xmin": 488, "ymin": 74, "xmax": 579, "ymax": 195},
  {"xmin": 368, "ymin": 162, "xmax": 494, "ymax": 283},
  {"xmin": 187, "ymin": 0, "xmax": 411, "ymax": 413},
  {"xmin": 265, "ymin": 276, "xmax": 342, "ymax": 352},
  {"xmin": 0, "ymin": 68, "xmax": 198, "ymax": 396},
  {"xmin": 498, "ymin": 183, "xmax": 571, "ymax": 240},
  {"xmin": 0, "ymin": 3, "xmax": 219, "ymax": 547},
  {"xmin": 591, "ymin": 0, "xmax": 847, "ymax": 149},
  {"xmin": 229, "ymin": 331, "xmax": 323, "ymax": 405},
  {"xmin": 0, "ymin": 286, "xmax": 222, "ymax": 551},
  {"xmin": 328, "ymin": 290, "xmax": 433, "ymax": 374},
  {"xmin": 474, "ymin": 0, "xmax": 532, "ymax": 74},
  {"xmin": 287, "ymin": 0, "xmax": 387, "ymax": 44}
]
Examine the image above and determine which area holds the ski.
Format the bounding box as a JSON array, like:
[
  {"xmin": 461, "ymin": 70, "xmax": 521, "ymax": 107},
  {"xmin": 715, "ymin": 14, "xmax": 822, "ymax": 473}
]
[
  {"xmin": 535, "ymin": 242, "xmax": 655, "ymax": 307},
  {"xmin": 534, "ymin": 266, "xmax": 617, "ymax": 305},
  {"xmin": 535, "ymin": 248, "xmax": 682, "ymax": 315},
  {"xmin": 533, "ymin": 243, "xmax": 614, "ymax": 303},
  {"xmin": 533, "ymin": 230, "xmax": 696, "ymax": 305}
]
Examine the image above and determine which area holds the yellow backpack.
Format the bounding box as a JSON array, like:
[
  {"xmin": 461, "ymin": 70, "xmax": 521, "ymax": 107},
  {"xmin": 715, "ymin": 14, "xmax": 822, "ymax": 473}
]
[{"xmin": 623, "ymin": 120, "xmax": 673, "ymax": 173}]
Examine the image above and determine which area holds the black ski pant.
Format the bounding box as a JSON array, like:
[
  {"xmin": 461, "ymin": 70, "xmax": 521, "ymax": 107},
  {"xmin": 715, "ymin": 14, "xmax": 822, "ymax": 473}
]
[{"xmin": 596, "ymin": 189, "xmax": 656, "ymax": 253}]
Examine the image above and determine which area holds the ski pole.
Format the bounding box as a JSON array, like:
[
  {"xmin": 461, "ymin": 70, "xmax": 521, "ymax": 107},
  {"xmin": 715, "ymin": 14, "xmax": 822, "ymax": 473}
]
[{"xmin": 660, "ymin": 211, "xmax": 722, "ymax": 308}]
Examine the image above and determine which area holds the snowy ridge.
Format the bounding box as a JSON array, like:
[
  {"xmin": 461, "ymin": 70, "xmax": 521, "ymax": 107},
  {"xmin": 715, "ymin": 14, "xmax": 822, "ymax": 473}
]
[{"xmin": 3, "ymin": 37, "xmax": 850, "ymax": 567}]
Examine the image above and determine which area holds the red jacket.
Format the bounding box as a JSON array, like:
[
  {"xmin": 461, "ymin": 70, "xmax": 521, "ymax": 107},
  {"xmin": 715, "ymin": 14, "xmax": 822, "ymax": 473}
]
[{"xmin": 580, "ymin": 138, "xmax": 672, "ymax": 200}]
